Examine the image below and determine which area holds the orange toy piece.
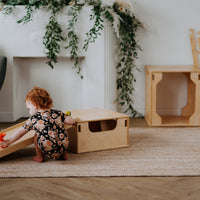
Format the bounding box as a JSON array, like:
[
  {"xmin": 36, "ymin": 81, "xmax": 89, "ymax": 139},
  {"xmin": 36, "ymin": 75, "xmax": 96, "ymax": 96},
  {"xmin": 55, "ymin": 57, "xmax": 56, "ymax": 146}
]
[{"xmin": 0, "ymin": 133, "xmax": 6, "ymax": 142}]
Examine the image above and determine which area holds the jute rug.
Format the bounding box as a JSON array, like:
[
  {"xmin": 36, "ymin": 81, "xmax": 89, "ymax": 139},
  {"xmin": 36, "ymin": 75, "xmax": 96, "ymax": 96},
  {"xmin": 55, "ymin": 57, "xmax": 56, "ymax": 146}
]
[{"xmin": 1, "ymin": 127, "xmax": 200, "ymax": 177}]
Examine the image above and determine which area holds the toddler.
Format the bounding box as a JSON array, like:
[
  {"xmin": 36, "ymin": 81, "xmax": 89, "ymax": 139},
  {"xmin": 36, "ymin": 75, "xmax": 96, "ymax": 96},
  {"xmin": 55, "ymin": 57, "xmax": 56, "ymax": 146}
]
[{"xmin": 0, "ymin": 87, "xmax": 75, "ymax": 163}]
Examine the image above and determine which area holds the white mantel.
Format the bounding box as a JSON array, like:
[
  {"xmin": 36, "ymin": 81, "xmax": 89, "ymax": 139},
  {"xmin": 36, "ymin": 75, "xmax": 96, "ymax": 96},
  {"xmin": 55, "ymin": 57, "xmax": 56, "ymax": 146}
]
[{"xmin": 0, "ymin": 6, "xmax": 117, "ymax": 122}]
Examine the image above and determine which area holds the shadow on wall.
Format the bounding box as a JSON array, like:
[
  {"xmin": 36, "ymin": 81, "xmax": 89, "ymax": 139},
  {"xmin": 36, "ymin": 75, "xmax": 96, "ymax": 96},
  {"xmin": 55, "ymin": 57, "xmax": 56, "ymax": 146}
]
[{"xmin": 0, "ymin": 55, "xmax": 7, "ymax": 90}]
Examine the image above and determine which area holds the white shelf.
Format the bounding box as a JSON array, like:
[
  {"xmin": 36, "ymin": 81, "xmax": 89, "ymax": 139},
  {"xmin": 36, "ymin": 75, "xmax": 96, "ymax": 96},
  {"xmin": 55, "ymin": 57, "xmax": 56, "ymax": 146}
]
[{"xmin": 13, "ymin": 56, "xmax": 85, "ymax": 60}]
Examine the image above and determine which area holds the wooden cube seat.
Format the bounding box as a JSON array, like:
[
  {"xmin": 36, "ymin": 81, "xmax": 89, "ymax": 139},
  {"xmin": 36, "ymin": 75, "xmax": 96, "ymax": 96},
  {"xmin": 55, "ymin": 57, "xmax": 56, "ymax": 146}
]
[
  {"xmin": 65, "ymin": 108, "xmax": 129, "ymax": 153},
  {"xmin": 145, "ymin": 65, "xmax": 200, "ymax": 126}
]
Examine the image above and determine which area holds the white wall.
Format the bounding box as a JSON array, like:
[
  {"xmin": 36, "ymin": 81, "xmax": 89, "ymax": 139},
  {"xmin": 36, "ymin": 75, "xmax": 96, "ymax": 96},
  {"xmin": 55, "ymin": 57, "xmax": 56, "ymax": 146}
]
[
  {"xmin": 0, "ymin": 6, "xmax": 116, "ymax": 122},
  {"xmin": 132, "ymin": 0, "xmax": 200, "ymax": 115},
  {"xmin": 0, "ymin": 1, "xmax": 200, "ymax": 121}
]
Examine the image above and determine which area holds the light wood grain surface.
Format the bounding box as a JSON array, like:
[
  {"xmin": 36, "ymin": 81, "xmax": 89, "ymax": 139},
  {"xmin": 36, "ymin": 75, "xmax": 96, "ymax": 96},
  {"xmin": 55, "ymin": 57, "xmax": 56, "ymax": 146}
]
[
  {"xmin": 0, "ymin": 121, "xmax": 34, "ymax": 158},
  {"xmin": 145, "ymin": 65, "xmax": 200, "ymax": 126},
  {"xmin": 145, "ymin": 65, "xmax": 200, "ymax": 73},
  {"xmin": 69, "ymin": 108, "xmax": 129, "ymax": 122}
]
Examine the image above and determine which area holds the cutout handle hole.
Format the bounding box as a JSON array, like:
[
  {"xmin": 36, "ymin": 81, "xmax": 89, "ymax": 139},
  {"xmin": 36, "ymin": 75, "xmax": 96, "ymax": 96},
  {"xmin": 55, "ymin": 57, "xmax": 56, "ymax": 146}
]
[{"xmin": 89, "ymin": 119, "xmax": 117, "ymax": 132}]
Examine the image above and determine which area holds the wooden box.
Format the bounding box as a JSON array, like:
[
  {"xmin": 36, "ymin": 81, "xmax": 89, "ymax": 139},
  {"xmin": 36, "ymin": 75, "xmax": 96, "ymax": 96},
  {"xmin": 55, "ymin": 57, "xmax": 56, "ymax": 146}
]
[
  {"xmin": 145, "ymin": 65, "xmax": 200, "ymax": 126},
  {"xmin": 65, "ymin": 108, "xmax": 129, "ymax": 153}
]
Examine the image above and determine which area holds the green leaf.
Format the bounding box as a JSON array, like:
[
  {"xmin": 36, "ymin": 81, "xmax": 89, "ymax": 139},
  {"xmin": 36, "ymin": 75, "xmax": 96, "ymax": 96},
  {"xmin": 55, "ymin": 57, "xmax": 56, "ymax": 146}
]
[{"xmin": 4, "ymin": 0, "xmax": 143, "ymax": 117}]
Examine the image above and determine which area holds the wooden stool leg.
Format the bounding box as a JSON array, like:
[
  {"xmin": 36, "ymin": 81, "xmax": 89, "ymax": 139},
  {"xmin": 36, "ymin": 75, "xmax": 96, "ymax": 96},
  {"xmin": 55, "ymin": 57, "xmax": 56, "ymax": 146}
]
[
  {"xmin": 151, "ymin": 73, "xmax": 162, "ymax": 125},
  {"xmin": 188, "ymin": 73, "xmax": 200, "ymax": 125},
  {"xmin": 182, "ymin": 73, "xmax": 195, "ymax": 118}
]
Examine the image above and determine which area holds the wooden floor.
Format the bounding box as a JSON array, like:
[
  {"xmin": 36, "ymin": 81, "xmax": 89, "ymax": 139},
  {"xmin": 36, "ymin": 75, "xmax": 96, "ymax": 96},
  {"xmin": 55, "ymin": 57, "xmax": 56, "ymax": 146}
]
[{"xmin": 0, "ymin": 118, "xmax": 200, "ymax": 200}]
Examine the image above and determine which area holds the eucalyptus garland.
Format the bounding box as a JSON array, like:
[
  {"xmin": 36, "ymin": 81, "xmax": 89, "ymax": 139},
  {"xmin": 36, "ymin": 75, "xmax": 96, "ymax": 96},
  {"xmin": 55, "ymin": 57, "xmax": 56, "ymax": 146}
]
[
  {"xmin": 2, "ymin": 0, "xmax": 143, "ymax": 117},
  {"xmin": 65, "ymin": 3, "xmax": 84, "ymax": 78},
  {"xmin": 83, "ymin": 1, "xmax": 104, "ymax": 51}
]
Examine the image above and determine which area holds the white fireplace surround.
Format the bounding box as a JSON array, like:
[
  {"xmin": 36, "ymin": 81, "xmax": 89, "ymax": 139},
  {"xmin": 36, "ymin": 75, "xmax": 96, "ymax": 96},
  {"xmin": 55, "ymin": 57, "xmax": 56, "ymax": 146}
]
[{"xmin": 0, "ymin": 6, "xmax": 117, "ymax": 122}]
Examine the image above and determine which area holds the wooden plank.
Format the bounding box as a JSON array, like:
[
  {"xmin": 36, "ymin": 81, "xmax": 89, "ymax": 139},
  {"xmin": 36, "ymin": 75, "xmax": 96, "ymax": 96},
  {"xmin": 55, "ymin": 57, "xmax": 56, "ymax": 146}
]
[
  {"xmin": 188, "ymin": 73, "xmax": 200, "ymax": 124},
  {"xmin": 151, "ymin": 73, "xmax": 162, "ymax": 125},
  {"xmin": 182, "ymin": 73, "xmax": 195, "ymax": 118},
  {"xmin": 158, "ymin": 116, "xmax": 190, "ymax": 126},
  {"xmin": 146, "ymin": 65, "xmax": 200, "ymax": 73},
  {"xmin": 2, "ymin": 177, "xmax": 200, "ymax": 200},
  {"xmin": 189, "ymin": 28, "xmax": 200, "ymax": 69},
  {"xmin": 0, "ymin": 121, "xmax": 35, "ymax": 158},
  {"xmin": 145, "ymin": 68, "xmax": 152, "ymax": 125},
  {"xmin": 76, "ymin": 118, "xmax": 129, "ymax": 153},
  {"xmin": 69, "ymin": 108, "xmax": 129, "ymax": 123}
]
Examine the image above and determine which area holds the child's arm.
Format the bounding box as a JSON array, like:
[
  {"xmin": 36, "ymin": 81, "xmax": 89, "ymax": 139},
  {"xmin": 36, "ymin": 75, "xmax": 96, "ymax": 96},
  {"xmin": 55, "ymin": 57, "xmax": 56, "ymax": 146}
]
[
  {"xmin": 64, "ymin": 116, "xmax": 76, "ymax": 126},
  {"xmin": 0, "ymin": 127, "xmax": 28, "ymax": 148}
]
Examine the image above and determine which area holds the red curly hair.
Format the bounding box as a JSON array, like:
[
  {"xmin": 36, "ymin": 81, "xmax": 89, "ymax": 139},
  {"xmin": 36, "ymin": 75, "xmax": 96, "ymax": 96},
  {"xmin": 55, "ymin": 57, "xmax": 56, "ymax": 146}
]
[{"xmin": 25, "ymin": 87, "xmax": 53, "ymax": 109}]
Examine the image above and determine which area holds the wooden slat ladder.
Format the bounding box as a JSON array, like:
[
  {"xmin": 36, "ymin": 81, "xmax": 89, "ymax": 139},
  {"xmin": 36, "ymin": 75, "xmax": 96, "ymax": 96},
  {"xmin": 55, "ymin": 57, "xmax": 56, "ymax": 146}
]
[{"xmin": 189, "ymin": 28, "xmax": 200, "ymax": 70}]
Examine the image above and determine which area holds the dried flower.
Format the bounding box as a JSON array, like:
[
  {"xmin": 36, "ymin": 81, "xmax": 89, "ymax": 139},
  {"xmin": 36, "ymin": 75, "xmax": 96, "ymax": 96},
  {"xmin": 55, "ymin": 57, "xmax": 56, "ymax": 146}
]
[
  {"xmin": 106, "ymin": 7, "xmax": 122, "ymax": 38},
  {"xmin": 114, "ymin": 0, "xmax": 134, "ymax": 15},
  {"xmin": 0, "ymin": 2, "xmax": 4, "ymax": 11},
  {"xmin": 69, "ymin": 0, "xmax": 76, "ymax": 6}
]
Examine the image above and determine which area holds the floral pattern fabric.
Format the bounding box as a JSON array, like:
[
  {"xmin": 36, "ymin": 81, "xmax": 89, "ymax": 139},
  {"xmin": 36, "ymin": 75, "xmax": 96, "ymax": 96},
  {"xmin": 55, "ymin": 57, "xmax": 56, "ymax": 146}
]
[{"xmin": 23, "ymin": 109, "xmax": 69, "ymax": 159}]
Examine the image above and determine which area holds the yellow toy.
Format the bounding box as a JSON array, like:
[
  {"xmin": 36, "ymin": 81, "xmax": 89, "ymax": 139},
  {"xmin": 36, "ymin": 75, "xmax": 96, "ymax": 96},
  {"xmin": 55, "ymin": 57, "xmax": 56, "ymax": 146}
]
[{"xmin": 65, "ymin": 111, "xmax": 71, "ymax": 116}]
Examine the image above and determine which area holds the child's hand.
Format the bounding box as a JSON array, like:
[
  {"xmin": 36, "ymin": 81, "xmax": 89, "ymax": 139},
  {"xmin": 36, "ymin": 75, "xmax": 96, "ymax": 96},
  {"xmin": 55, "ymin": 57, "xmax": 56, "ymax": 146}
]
[
  {"xmin": 72, "ymin": 121, "xmax": 77, "ymax": 127},
  {"xmin": 64, "ymin": 116, "xmax": 76, "ymax": 126},
  {"xmin": 0, "ymin": 140, "xmax": 10, "ymax": 149}
]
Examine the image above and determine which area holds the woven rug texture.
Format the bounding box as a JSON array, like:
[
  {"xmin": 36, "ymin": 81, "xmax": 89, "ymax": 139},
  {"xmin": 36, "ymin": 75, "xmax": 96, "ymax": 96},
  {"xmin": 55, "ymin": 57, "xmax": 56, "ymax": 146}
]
[{"xmin": 0, "ymin": 127, "xmax": 200, "ymax": 177}]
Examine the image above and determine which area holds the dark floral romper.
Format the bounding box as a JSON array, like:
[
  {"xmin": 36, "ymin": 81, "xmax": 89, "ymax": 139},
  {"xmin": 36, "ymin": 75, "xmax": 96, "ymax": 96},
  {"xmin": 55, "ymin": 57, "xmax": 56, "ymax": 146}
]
[{"xmin": 23, "ymin": 109, "xmax": 69, "ymax": 159}]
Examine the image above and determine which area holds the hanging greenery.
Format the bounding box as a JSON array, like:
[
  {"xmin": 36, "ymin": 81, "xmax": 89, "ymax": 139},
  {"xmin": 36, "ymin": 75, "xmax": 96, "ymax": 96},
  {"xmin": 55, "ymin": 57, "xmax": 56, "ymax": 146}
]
[{"xmin": 1, "ymin": 0, "xmax": 143, "ymax": 117}]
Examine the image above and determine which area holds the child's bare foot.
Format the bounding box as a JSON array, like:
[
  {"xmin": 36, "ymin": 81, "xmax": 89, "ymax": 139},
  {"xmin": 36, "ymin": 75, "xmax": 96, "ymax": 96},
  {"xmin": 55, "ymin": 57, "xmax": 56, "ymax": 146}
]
[
  {"xmin": 32, "ymin": 155, "xmax": 44, "ymax": 163},
  {"xmin": 61, "ymin": 151, "xmax": 68, "ymax": 160}
]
